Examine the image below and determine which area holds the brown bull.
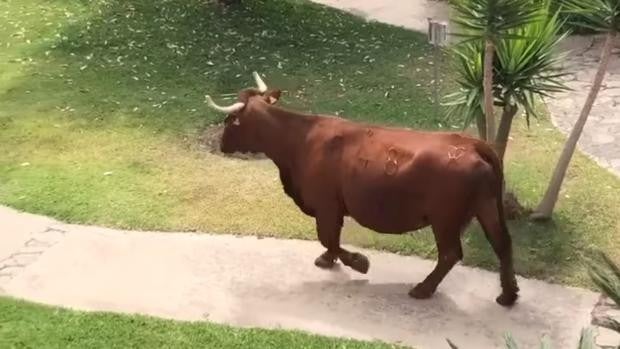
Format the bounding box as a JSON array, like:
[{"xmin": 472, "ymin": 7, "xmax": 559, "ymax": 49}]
[{"xmin": 206, "ymin": 72, "xmax": 519, "ymax": 306}]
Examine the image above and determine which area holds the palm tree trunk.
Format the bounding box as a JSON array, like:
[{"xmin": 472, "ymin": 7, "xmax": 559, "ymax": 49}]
[
  {"xmin": 495, "ymin": 104, "xmax": 518, "ymax": 161},
  {"xmin": 531, "ymin": 31, "xmax": 617, "ymax": 220},
  {"xmin": 495, "ymin": 104, "xmax": 523, "ymax": 219},
  {"xmin": 483, "ymin": 38, "xmax": 496, "ymax": 144},
  {"xmin": 476, "ymin": 112, "xmax": 487, "ymax": 140}
]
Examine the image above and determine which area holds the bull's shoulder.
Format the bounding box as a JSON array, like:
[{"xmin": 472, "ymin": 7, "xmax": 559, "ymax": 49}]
[
  {"xmin": 305, "ymin": 119, "xmax": 364, "ymax": 154},
  {"xmin": 307, "ymin": 117, "xmax": 355, "ymax": 137},
  {"xmin": 277, "ymin": 165, "xmax": 315, "ymax": 217}
]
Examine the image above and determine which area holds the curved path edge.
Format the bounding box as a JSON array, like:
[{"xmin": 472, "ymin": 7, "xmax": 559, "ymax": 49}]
[
  {"xmin": 0, "ymin": 205, "xmax": 606, "ymax": 348},
  {"xmin": 545, "ymin": 35, "xmax": 620, "ymax": 177}
]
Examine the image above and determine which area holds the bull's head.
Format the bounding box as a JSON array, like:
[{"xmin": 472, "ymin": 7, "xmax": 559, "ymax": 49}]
[{"xmin": 205, "ymin": 72, "xmax": 281, "ymax": 154}]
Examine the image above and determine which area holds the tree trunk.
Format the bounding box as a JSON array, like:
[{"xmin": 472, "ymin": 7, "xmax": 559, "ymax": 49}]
[
  {"xmin": 476, "ymin": 112, "xmax": 487, "ymax": 141},
  {"xmin": 531, "ymin": 31, "xmax": 617, "ymax": 221},
  {"xmin": 495, "ymin": 104, "xmax": 518, "ymax": 161},
  {"xmin": 483, "ymin": 38, "xmax": 496, "ymax": 144}
]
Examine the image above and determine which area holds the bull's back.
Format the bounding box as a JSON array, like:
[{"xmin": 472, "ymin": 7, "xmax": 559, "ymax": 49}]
[{"xmin": 338, "ymin": 127, "xmax": 491, "ymax": 233}]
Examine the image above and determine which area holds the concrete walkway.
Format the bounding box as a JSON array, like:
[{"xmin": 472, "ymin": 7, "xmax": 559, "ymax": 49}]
[
  {"xmin": 310, "ymin": 0, "xmax": 450, "ymax": 33},
  {"xmin": 0, "ymin": 205, "xmax": 603, "ymax": 348}
]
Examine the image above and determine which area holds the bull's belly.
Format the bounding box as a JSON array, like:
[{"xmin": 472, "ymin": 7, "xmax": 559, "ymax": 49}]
[
  {"xmin": 344, "ymin": 196, "xmax": 431, "ymax": 234},
  {"xmin": 352, "ymin": 217, "xmax": 429, "ymax": 235}
]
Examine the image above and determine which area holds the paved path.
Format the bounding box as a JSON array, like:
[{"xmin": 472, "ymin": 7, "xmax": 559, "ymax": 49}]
[
  {"xmin": 312, "ymin": 1, "xmax": 620, "ymax": 178},
  {"xmin": 0, "ymin": 206, "xmax": 604, "ymax": 348},
  {"xmin": 546, "ymin": 35, "xmax": 620, "ymax": 176},
  {"xmin": 310, "ymin": 0, "xmax": 450, "ymax": 33}
]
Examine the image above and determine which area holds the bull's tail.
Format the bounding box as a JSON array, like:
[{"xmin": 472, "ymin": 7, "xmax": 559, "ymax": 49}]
[
  {"xmin": 473, "ymin": 141, "xmax": 505, "ymax": 219},
  {"xmin": 472, "ymin": 140, "xmax": 519, "ymax": 306}
]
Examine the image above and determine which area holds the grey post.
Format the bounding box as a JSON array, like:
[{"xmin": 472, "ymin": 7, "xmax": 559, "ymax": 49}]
[{"xmin": 427, "ymin": 18, "xmax": 448, "ymax": 120}]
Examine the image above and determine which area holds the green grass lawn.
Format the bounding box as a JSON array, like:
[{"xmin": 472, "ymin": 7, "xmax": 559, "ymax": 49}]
[
  {"xmin": 0, "ymin": 296, "xmax": 402, "ymax": 349},
  {"xmin": 0, "ymin": 0, "xmax": 619, "ymax": 289}
]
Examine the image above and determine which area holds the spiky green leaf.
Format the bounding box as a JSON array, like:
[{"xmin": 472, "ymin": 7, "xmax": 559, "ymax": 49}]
[
  {"xmin": 449, "ymin": 0, "xmax": 545, "ymax": 42},
  {"xmin": 444, "ymin": 0, "xmax": 571, "ymax": 131},
  {"xmin": 561, "ymin": 0, "xmax": 620, "ymax": 32},
  {"xmin": 586, "ymin": 250, "xmax": 620, "ymax": 306}
]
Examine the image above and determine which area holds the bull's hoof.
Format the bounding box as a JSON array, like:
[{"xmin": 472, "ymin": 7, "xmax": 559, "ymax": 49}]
[
  {"xmin": 408, "ymin": 282, "xmax": 435, "ymax": 299},
  {"xmin": 341, "ymin": 252, "xmax": 370, "ymax": 274},
  {"xmin": 314, "ymin": 252, "xmax": 336, "ymax": 269},
  {"xmin": 496, "ymin": 292, "xmax": 518, "ymax": 307}
]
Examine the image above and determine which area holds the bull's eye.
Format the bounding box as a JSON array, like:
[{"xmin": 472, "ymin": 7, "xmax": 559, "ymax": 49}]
[{"xmin": 232, "ymin": 117, "xmax": 241, "ymax": 126}]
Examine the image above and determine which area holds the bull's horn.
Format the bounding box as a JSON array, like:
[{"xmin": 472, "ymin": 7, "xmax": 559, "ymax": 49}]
[
  {"xmin": 205, "ymin": 95, "xmax": 245, "ymax": 114},
  {"xmin": 253, "ymin": 71, "xmax": 268, "ymax": 93}
]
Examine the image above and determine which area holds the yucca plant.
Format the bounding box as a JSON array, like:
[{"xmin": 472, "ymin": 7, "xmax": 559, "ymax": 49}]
[
  {"xmin": 449, "ymin": 0, "xmax": 542, "ymax": 143},
  {"xmin": 533, "ymin": 0, "xmax": 620, "ymax": 220},
  {"xmin": 442, "ymin": 41, "xmax": 485, "ymax": 139},
  {"xmin": 587, "ymin": 250, "xmax": 620, "ymax": 333},
  {"xmin": 444, "ymin": 0, "xmax": 570, "ymax": 160}
]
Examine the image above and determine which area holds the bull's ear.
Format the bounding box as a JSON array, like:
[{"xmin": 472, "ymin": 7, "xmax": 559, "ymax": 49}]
[{"xmin": 266, "ymin": 89, "xmax": 281, "ymax": 105}]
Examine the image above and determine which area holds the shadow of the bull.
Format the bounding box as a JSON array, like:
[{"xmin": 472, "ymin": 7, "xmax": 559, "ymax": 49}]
[{"xmin": 220, "ymin": 267, "xmax": 551, "ymax": 349}]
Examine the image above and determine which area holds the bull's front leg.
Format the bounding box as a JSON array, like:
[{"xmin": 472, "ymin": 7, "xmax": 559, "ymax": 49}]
[
  {"xmin": 314, "ymin": 211, "xmax": 370, "ymax": 274},
  {"xmin": 313, "ymin": 212, "xmax": 341, "ymax": 269}
]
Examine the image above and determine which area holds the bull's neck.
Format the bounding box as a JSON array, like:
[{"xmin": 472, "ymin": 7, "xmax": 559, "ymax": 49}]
[{"xmin": 255, "ymin": 104, "xmax": 316, "ymax": 167}]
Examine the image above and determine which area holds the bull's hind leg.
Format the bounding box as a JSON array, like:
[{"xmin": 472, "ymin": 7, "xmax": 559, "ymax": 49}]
[
  {"xmin": 476, "ymin": 199, "xmax": 519, "ymax": 307},
  {"xmin": 314, "ymin": 250, "xmax": 337, "ymax": 269},
  {"xmin": 314, "ymin": 211, "xmax": 369, "ymax": 274},
  {"xmin": 409, "ymin": 219, "xmax": 465, "ymax": 299}
]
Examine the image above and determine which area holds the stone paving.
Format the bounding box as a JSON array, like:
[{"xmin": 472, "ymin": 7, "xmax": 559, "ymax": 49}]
[{"xmin": 545, "ymin": 35, "xmax": 620, "ymax": 177}]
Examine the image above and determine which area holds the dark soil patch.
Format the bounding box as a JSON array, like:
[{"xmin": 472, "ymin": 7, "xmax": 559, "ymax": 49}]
[{"xmin": 504, "ymin": 191, "xmax": 531, "ymax": 220}]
